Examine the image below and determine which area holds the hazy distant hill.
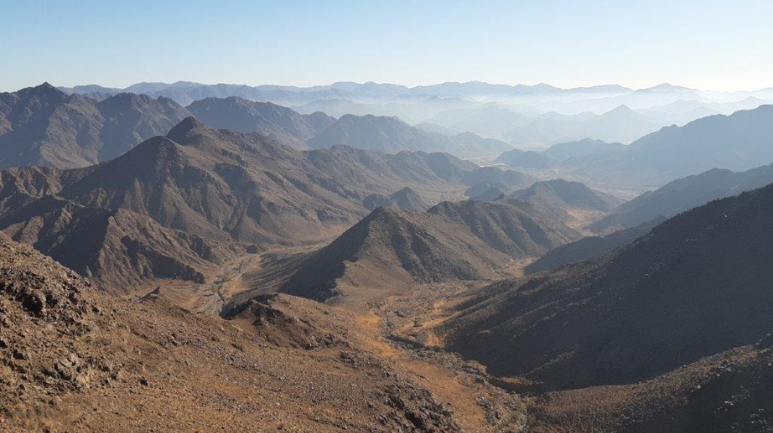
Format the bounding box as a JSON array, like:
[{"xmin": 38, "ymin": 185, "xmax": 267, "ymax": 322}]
[
  {"xmin": 461, "ymin": 166, "xmax": 536, "ymax": 189},
  {"xmin": 308, "ymin": 114, "xmax": 513, "ymax": 159},
  {"xmin": 61, "ymin": 80, "xmax": 638, "ymax": 104},
  {"xmin": 503, "ymin": 105, "xmax": 660, "ymax": 147},
  {"xmin": 496, "ymin": 139, "xmax": 627, "ymax": 170},
  {"xmin": 618, "ymin": 104, "xmax": 773, "ymax": 178},
  {"xmin": 0, "ymin": 83, "xmax": 191, "ymax": 168},
  {"xmin": 496, "ymin": 105, "xmax": 773, "ymax": 188},
  {"xmin": 461, "ymin": 166, "xmax": 537, "ymax": 199},
  {"xmin": 425, "ymin": 106, "xmax": 535, "ymax": 138},
  {"xmin": 442, "ymin": 183, "xmax": 773, "ymax": 391}
]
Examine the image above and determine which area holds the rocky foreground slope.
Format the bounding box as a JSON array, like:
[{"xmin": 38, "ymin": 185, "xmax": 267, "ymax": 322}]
[{"xmin": 0, "ymin": 235, "xmax": 527, "ymax": 432}]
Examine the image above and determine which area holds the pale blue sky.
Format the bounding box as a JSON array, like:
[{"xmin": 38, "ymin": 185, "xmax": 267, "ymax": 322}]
[{"xmin": 2, "ymin": 0, "xmax": 772, "ymax": 92}]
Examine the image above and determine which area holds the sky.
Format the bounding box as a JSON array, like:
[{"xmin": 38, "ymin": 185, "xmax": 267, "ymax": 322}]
[{"xmin": 2, "ymin": 0, "xmax": 772, "ymax": 92}]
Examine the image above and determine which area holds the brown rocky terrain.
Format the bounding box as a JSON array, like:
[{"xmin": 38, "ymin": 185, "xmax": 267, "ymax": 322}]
[
  {"xmin": 0, "ymin": 84, "xmax": 191, "ymax": 168},
  {"xmin": 526, "ymin": 342, "xmax": 773, "ymax": 433},
  {"xmin": 0, "ymin": 118, "xmax": 479, "ymax": 292},
  {"xmin": 0, "ymin": 234, "xmax": 529, "ymax": 432},
  {"xmin": 278, "ymin": 193, "xmax": 585, "ymax": 304},
  {"xmin": 4, "ymin": 83, "xmax": 772, "ymax": 433},
  {"xmin": 187, "ymin": 96, "xmax": 335, "ymax": 150}
]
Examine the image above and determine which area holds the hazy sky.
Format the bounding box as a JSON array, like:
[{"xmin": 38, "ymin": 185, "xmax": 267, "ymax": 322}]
[{"xmin": 2, "ymin": 0, "xmax": 772, "ymax": 92}]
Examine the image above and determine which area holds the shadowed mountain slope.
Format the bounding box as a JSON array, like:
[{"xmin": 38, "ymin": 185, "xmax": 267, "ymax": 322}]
[
  {"xmin": 525, "ymin": 217, "xmax": 665, "ymax": 274},
  {"xmin": 441, "ymin": 183, "xmax": 773, "ymax": 391}
]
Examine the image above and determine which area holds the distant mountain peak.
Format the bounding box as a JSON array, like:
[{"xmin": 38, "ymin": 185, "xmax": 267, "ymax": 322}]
[
  {"xmin": 609, "ymin": 104, "xmax": 633, "ymax": 113},
  {"xmin": 639, "ymin": 83, "xmax": 696, "ymax": 93},
  {"xmin": 19, "ymin": 82, "xmax": 67, "ymax": 98}
]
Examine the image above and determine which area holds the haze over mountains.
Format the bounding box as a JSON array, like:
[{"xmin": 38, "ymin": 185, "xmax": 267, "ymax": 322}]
[
  {"xmin": 59, "ymin": 80, "xmax": 773, "ymax": 151},
  {"xmin": 2, "ymin": 77, "xmax": 773, "ymax": 433},
  {"xmin": 496, "ymin": 104, "xmax": 773, "ymax": 190},
  {"xmin": 1, "ymin": 84, "xmax": 514, "ymax": 164}
]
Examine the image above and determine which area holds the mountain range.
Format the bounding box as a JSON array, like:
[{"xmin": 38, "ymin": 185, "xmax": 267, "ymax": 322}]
[
  {"xmin": 3, "ymin": 77, "xmax": 773, "ymax": 432},
  {"xmin": 496, "ymin": 104, "xmax": 773, "ymax": 188},
  {"xmin": 503, "ymin": 105, "xmax": 661, "ymax": 146},
  {"xmin": 307, "ymin": 114, "xmax": 513, "ymax": 159},
  {"xmin": 0, "ymin": 83, "xmax": 191, "ymax": 169},
  {"xmin": 186, "ymin": 96, "xmax": 335, "ymax": 150},
  {"xmin": 281, "ymin": 194, "xmax": 587, "ymax": 303},
  {"xmin": 1, "ymin": 84, "xmax": 516, "ymax": 165},
  {"xmin": 441, "ymin": 183, "xmax": 773, "ymax": 392},
  {"xmin": 0, "ymin": 118, "xmax": 481, "ymax": 290}
]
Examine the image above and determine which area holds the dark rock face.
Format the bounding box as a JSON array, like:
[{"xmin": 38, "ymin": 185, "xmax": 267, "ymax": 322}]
[{"xmin": 443, "ymin": 183, "xmax": 773, "ymax": 391}]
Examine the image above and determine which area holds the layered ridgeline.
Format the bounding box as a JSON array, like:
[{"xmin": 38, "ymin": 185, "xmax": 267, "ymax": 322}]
[
  {"xmin": 362, "ymin": 187, "xmax": 429, "ymax": 212},
  {"xmin": 440, "ymin": 183, "xmax": 773, "ymax": 393},
  {"xmin": 0, "ymin": 118, "xmax": 479, "ymax": 291},
  {"xmin": 592, "ymin": 162, "xmax": 773, "ymax": 232},
  {"xmin": 495, "ymin": 105, "xmax": 773, "ymax": 187},
  {"xmin": 3, "ymin": 84, "xmax": 515, "ymax": 167},
  {"xmin": 461, "ymin": 166, "xmax": 537, "ymax": 200},
  {"xmin": 496, "ymin": 138, "xmax": 627, "ymax": 170},
  {"xmin": 308, "ymin": 114, "xmax": 514, "ymax": 159},
  {"xmin": 0, "ymin": 83, "xmax": 192, "ymax": 168},
  {"xmin": 283, "ymin": 198, "xmax": 582, "ymax": 302},
  {"xmin": 502, "ymin": 105, "xmax": 660, "ymax": 146}
]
